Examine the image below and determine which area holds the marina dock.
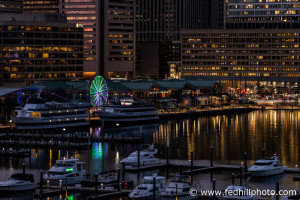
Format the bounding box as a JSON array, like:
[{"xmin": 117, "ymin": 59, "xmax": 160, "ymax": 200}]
[
  {"xmin": 124, "ymin": 159, "xmax": 300, "ymax": 175},
  {"xmin": 158, "ymin": 107, "xmax": 257, "ymax": 119},
  {"xmin": 33, "ymin": 186, "xmax": 130, "ymax": 199},
  {"xmin": 0, "ymin": 132, "xmax": 143, "ymax": 150}
]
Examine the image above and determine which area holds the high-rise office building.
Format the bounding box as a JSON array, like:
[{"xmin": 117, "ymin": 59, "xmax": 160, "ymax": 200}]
[
  {"xmin": 62, "ymin": 0, "xmax": 97, "ymax": 79},
  {"xmin": 135, "ymin": 0, "xmax": 224, "ymax": 79},
  {"xmin": 99, "ymin": 0, "xmax": 135, "ymax": 80},
  {"xmin": 63, "ymin": 0, "xmax": 135, "ymax": 80},
  {"xmin": 0, "ymin": 14, "xmax": 83, "ymax": 87},
  {"xmin": 226, "ymin": 0, "xmax": 300, "ymax": 29},
  {"xmin": 0, "ymin": 0, "xmax": 23, "ymax": 13},
  {"xmin": 181, "ymin": 29, "xmax": 300, "ymax": 93},
  {"xmin": 23, "ymin": 0, "xmax": 61, "ymax": 14},
  {"xmin": 136, "ymin": 0, "xmax": 224, "ymax": 42},
  {"xmin": 181, "ymin": 0, "xmax": 300, "ymax": 94}
]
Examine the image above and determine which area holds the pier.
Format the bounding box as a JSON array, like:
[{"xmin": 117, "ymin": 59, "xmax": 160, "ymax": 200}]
[
  {"xmin": 123, "ymin": 159, "xmax": 300, "ymax": 175},
  {"xmin": 0, "ymin": 132, "xmax": 143, "ymax": 150},
  {"xmin": 158, "ymin": 106, "xmax": 257, "ymax": 119},
  {"xmin": 33, "ymin": 186, "xmax": 131, "ymax": 200}
]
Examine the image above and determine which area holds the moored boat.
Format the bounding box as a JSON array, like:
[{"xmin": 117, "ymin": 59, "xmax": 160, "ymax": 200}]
[
  {"xmin": 128, "ymin": 174, "xmax": 166, "ymax": 200},
  {"xmin": 96, "ymin": 98, "xmax": 158, "ymax": 127},
  {"xmin": 248, "ymin": 154, "xmax": 285, "ymax": 177},
  {"xmin": 43, "ymin": 157, "xmax": 86, "ymax": 185},
  {"xmin": 0, "ymin": 173, "xmax": 36, "ymax": 192},
  {"xmin": 160, "ymin": 175, "xmax": 198, "ymax": 200}
]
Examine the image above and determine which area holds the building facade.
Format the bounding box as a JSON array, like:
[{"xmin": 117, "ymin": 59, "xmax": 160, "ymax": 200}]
[
  {"xmin": 62, "ymin": 0, "xmax": 98, "ymax": 79},
  {"xmin": 62, "ymin": 0, "xmax": 135, "ymax": 80},
  {"xmin": 181, "ymin": 29, "xmax": 300, "ymax": 93},
  {"xmin": 135, "ymin": 0, "xmax": 224, "ymax": 79},
  {"xmin": 0, "ymin": 0, "xmax": 23, "ymax": 13},
  {"xmin": 23, "ymin": 0, "xmax": 61, "ymax": 14},
  {"xmin": 0, "ymin": 14, "xmax": 83, "ymax": 87},
  {"xmin": 226, "ymin": 0, "xmax": 300, "ymax": 29}
]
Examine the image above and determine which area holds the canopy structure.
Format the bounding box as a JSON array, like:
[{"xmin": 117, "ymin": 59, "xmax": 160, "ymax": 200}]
[
  {"xmin": 0, "ymin": 87, "xmax": 22, "ymax": 97},
  {"xmin": 0, "ymin": 78, "xmax": 218, "ymax": 96}
]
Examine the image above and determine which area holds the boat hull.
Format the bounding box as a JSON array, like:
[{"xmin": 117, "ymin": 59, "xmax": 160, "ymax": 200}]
[
  {"xmin": 13, "ymin": 117, "xmax": 89, "ymax": 130},
  {"xmin": 121, "ymin": 159, "xmax": 160, "ymax": 169},
  {"xmin": 99, "ymin": 117, "xmax": 159, "ymax": 127},
  {"xmin": 0, "ymin": 184, "xmax": 36, "ymax": 191},
  {"xmin": 249, "ymin": 168, "xmax": 284, "ymax": 177}
]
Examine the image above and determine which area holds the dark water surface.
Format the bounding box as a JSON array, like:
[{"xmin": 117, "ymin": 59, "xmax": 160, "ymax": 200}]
[{"xmin": 1, "ymin": 110, "xmax": 300, "ymax": 199}]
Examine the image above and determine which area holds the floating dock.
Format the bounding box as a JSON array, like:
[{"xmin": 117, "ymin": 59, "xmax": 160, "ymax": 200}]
[
  {"xmin": 124, "ymin": 159, "xmax": 300, "ymax": 175},
  {"xmin": 0, "ymin": 133, "xmax": 143, "ymax": 149},
  {"xmin": 159, "ymin": 107, "xmax": 257, "ymax": 119}
]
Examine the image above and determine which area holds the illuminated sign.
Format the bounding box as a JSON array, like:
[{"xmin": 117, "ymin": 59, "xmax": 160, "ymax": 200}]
[{"xmin": 65, "ymin": 168, "xmax": 73, "ymax": 172}]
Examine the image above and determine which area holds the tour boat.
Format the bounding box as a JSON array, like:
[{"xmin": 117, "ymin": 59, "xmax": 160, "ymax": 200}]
[
  {"xmin": 96, "ymin": 98, "xmax": 158, "ymax": 127},
  {"xmin": 128, "ymin": 174, "xmax": 166, "ymax": 200},
  {"xmin": 160, "ymin": 175, "xmax": 198, "ymax": 200},
  {"xmin": 43, "ymin": 157, "xmax": 86, "ymax": 185},
  {"xmin": 12, "ymin": 91, "xmax": 89, "ymax": 131},
  {"xmin": 120, "ymin": 145, "xmax": 160, "ymax": 168},
  {"xmin": 248, "ymin": 154, "xmax": 285, "ymax": 177},
  {"xmin": 0, "ymin": 173, "xmax": 36, "ymax": 191},
  {"xmin": 223, "ymin": 185, "xmax": 258, "ymax": 200}
]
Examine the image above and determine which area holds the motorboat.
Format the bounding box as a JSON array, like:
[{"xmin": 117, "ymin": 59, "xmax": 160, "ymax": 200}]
[
  {"xmin": 129, "ymin": 174, "xmax": 166, "ymax": 200},
  {"xmin": 160, "ymin": 175, "xmax": 198, "ymax": 200},
  {"xmin": 43, "ymin": 157, "xmax": 86, "ymax": 185},
  {"xmin": 139, "ymin": 144, "xmax": 158, "ymax": 155},
  {"xmin": 120, "ymin": 152, "xmax": 160, "ymax": 168},
  {"xmin": 223, "ymin": 185, "xmax": 258, "ymax": 200},
  {"xmin": 0, "ymin": 173, "xmax": 36, "ymax": 191},
  {"xmin": 248, "ymin": 154, "xmax": 285, "ymax": 177},
  {"xmin": 120, "ymin": 145, "xmax": 160, "ymax": 168}
]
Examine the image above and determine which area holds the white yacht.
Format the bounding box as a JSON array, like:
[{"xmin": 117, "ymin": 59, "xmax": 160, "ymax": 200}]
[
  {"xmin": 12, "ymin": 91, "xmax": 89, "ymax": 130},
  {"xmin": 120, "ymin": 145, "xmax": 160, "ymax": 168},
  {"xmin": 129, "ymin": 174, "xmax": 166, "ymax": 200},
  {"xmin": 160, "ymin": 175, "xmax": 198, "ymax": 200},
  {"xmin": 0, "ymin": 173, "xmax": 36, "ymax": 191},
  {"xmin": 43, "ymin": 157, "xmax": 86, "ymax": 185},
  {"xmin": 248, "ymin": 154, "xmax": 285, "ymax": 177},
  {"xmin": 96, "ymin": 98, "xmax": 158, "ymax": 127},
  {"xmin": 120, "ymin": 152, "xmax": 160, "ymax": 169},
  {"xmin": 223, "ymin": 185, "xmax": 258, "ymax": 200}
]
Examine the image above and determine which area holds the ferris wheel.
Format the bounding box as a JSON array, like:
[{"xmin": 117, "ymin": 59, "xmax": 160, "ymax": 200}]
[{"xmin": 89, "ymin": 75, "xmax": 108, "ymax": 108}]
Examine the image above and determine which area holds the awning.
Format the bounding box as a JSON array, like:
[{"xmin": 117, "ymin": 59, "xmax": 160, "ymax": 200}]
[{"xmin": 0, "ymin": 87, "xmax": 22, "ymax": 97}]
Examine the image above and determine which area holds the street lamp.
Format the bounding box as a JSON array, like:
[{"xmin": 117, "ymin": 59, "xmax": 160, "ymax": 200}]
[{"xmin": 9, "ymin": 119, "xmax": 12, "ymax": 130}]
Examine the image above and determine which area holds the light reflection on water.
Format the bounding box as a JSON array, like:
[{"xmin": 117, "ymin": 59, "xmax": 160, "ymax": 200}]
[
  {"xmin": 0, "ymin": 111, "xmax": 300, "ymax": 199},
  {"xmin": 156, "ymin": 110, "xmax": 300, "ymax": 167}
]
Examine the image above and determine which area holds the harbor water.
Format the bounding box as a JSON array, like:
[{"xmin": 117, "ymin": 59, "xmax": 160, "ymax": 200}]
[{"xmin": 0, "ymin": 110, "xmax": 300, "ymax": 199}]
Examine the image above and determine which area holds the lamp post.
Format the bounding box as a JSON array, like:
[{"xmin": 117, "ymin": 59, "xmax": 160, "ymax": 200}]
[
  {"xmin": 9, "ymin": 119, "xmax": 12, "ymax": 130},
  {"xmin": 116, "ymin": 123, "xmax": 119, "ymax": 136}
]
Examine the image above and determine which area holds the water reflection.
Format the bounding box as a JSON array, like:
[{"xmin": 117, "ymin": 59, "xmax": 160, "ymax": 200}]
[
  {"xmin": 156, "ymin": 110, "xmax": 300, "ymax": 167},
  {"xmin": 0, "ymin": 111, "xmax": 300, "ymax": 199}
]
